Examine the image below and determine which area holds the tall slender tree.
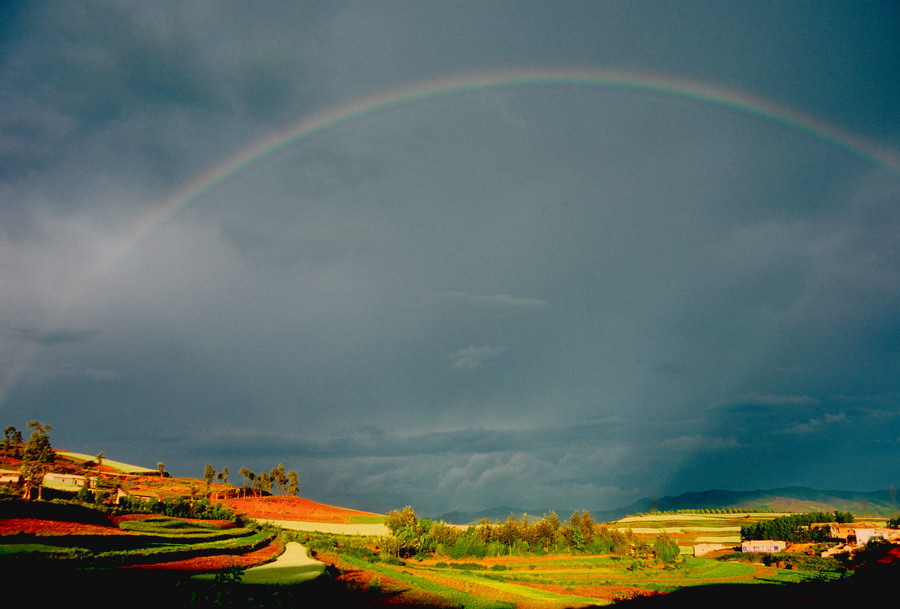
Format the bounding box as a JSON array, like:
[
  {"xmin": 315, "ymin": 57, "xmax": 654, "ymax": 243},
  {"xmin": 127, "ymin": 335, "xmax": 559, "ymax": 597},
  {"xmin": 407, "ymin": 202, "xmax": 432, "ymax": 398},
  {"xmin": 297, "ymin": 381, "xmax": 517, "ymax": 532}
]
[
  {"xmin": 203, "ymin": 464, "xmax": 216, "ymax": 492},
  {"xmin": 270, "ymin": 464, "xmax": 287, "ymax": 495},
  {"xmin": 21, "ymin": 421, "xmax": 55, "ymax": 500},
  {"xmin": 239, "ymin": 468, "xmax": 253, "ymax": 496},
  {"xmin": 287, "ymin": 471, "xmax": 299, "ymax": 496}
]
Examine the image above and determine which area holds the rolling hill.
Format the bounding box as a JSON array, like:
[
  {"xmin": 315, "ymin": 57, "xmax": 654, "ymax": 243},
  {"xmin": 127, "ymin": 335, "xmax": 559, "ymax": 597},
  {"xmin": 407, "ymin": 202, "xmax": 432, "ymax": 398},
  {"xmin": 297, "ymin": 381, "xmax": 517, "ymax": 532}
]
[{"xmin": 438, "ymin": 486, "xmax": 899, "ymax": 524}]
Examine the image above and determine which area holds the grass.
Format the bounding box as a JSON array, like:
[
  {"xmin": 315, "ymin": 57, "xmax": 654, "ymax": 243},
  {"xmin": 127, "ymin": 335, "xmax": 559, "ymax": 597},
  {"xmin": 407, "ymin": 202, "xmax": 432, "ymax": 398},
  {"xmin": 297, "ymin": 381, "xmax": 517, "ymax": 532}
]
[
  {"xmin": 238, "ymin": 542, "xmax": 325, "ymax": 584},
  {"xmin": 315, "ymin": 549, "xmax": 844, "ymax": 608},
  {"xmin": 341, "ymin": 555, "xmax": 517, "ymax": 609},
  {"xmin": 117, "ymin": 517, "xmax": 249, "ymax": 539},
  {"xmin": 348, "ymin": 514, "xmax": 385, "ymax": 524},
  {"xmin": 55, "ymin": 451, "xmax": 156, "ymax": 474},
  {"xmin": 0, "ymin": 542, "xmax": 91, "ymax": 558}
]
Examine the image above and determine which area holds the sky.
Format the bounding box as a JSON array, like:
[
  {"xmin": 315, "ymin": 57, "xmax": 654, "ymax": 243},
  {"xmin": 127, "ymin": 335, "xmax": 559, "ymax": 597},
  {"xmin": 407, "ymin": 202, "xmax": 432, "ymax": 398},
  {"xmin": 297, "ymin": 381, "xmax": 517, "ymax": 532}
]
[{"xmin": 1, "ymin": 1, "xmax": 898, "ymax": 517}]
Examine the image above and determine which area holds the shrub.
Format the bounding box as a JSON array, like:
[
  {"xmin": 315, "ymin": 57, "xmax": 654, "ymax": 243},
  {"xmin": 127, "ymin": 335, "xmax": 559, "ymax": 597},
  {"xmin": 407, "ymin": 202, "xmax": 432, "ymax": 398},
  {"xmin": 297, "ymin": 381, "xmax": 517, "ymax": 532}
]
[{"xmin": 654, "ymin": 532, "xmax": 681, "ymax": 564}]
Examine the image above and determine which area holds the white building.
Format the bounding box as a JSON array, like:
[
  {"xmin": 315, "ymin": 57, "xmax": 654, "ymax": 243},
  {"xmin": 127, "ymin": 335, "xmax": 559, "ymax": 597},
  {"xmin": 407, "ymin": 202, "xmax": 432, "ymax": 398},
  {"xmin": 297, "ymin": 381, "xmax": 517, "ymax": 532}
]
[{"xmin": 741, "ymin": 540, "xmax": 786, "ymax": 553}]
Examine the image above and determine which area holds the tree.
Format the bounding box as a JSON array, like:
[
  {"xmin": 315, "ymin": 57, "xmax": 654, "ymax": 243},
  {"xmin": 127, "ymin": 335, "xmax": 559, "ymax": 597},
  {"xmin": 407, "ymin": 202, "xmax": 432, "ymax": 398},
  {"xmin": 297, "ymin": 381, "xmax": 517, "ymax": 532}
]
[
  {"xmin": 21, "ymin": 421, "xmax": 55, "ymax": 500},
  {"xmin": 654, "ymin": 532, "xmax": 681, "ymax": 564},
  {"xmin": 3, "ymin": 426, "xmax": 23, "ymax": 459},
  {"xmin": 239, "ymin": 468, "xmax": 253, "ymax": 496},
  {"xmin": 287, "ymin": 471, "xmax": 299, "ymax": 496},
  {"xmin": 217, "ymin": 467, "xmax": 230, "ymax": 485},
  {"xmin": 497, "ymin": 514, "xmax": 522, "ymax": 547},
  {"xmin": 385, "ymin": 506, "xmax": 419, "ymax": 535},
  {"xmin": 385, "ymin": 506, "xmax": 422, "ymax": 557},
  {"xmin": 157, "ymin": 462, "xmax": 166, "ymax": 478},
  {"xmin": 95, "ymin": 451, "xmax": 104, "ymax": 469},
  {"xmin": 270, "ymin": 464, "xmax": 288, "ymax": 496},
  {"xmin": 257, "ymin": 472, "xmax": 271, "ymax": 496},
  {"xmin": 204, "ymin": 464, "xmax": 216, "ymax": 492}
]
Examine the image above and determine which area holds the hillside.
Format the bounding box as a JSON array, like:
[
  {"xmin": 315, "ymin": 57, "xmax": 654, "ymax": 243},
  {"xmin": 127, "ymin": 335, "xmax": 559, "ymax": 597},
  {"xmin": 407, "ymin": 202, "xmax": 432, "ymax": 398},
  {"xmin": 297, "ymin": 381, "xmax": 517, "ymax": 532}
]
[
  {"xmin": 438, "ymin": 486, "xmax": 899, "ymax": 524},
  {"xmin": 1, "ymin": 444, "xmax": 383, "ymax": 523},
  {"xmin": 602, "ymin": 487, "xmax": 899, "ymax": 519}
]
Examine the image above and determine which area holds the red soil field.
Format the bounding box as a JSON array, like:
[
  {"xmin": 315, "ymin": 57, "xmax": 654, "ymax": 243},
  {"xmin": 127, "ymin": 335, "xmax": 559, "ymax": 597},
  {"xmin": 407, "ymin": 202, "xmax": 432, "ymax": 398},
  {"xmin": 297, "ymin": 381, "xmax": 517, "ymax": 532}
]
[
  {"xmin": 0, "ymin": 514, "xmax": 239, "ymax": 536},
  {"xmin": 122, "ymin": 537, "xmax": 285, "ymax": 571},
  {"xmin": 0, "ymin": 518, "xmax": 135, "ymax": 536},
  {"xmin": 219, "ymin": 496, "xmax": 382, "ymax": 524}
]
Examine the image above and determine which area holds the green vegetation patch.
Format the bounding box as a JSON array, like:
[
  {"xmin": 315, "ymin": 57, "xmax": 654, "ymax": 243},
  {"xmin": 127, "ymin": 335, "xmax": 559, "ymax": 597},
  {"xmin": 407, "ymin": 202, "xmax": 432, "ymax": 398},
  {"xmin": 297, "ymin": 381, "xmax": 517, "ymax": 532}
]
[
  {"xmin": 342, "ymin": 555, "xmax": 516, "ymax": 609},
  {"xmin": 240, "ymin": 563, "xmax": 325, "ymax": 584},
  {"xmin": 118, "ymin": 516, "xmax": 244, "ymax": 536},
  {"xmin": 0, "ymin": 543, "xmax": 91, "ymax": 559},
  {"xmin": 55, "ymin": 451, "xmax": 156, "ymax": 474},
  {"xmin": 349, "ymin": 515, "xmax": 385, "ymax": 524}
]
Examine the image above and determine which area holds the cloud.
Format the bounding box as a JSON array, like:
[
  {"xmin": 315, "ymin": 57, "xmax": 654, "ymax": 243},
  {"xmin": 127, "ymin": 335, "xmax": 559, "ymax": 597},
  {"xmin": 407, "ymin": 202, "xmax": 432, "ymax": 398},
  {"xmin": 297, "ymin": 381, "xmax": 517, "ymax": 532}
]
[
  {"xmin": 778, "ymin": 412, "xmax": 850, "ymax": 435},
  {"xmin": 450, "ymin": 344, "xmax": 508, "ymax": 370},
  {"xmin": 432, "ymin": 291, "xmax": 548, "ymax": 309},
  {"xmin": 1, "ymin": 2, "xmax": 897, "ymax": 514},
  {"xmin": 4, "ymin": 327, "xmax": 100, "ymax": 346},
  {"xmin": 659, "ymin": 435, "xmax": 741, "ymax": 452},
  {"xmin": 728, "ymin": 393, "xmax": 822, "ymax": 407}
]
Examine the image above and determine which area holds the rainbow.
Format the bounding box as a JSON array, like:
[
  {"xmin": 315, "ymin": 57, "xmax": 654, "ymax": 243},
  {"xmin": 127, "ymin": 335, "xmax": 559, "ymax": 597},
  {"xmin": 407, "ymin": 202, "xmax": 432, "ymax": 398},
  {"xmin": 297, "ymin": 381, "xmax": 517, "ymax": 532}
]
[
  {"xmin": 130, "ymin": 66, "xmax": 900, "ymax": 248},
  {"xmin": 2, "ymin": 67, "xmax": 898, "ymax": 409}
]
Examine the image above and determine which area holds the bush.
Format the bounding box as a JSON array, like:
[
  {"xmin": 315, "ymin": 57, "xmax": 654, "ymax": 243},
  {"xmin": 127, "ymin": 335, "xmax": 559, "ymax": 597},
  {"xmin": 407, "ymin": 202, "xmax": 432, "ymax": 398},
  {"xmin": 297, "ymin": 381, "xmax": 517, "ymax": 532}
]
[
  {"xmin": 654, "ymin": 533, "xmax": 681, "ymax": 564},
  {"xmin": 449, "ymin": 562, "xmax": 487, "ymax": 571}
]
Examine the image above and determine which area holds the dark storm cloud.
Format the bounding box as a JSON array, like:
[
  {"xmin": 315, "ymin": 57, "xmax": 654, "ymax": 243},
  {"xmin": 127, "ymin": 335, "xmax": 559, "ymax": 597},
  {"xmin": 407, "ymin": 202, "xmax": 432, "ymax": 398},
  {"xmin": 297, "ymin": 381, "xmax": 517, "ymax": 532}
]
[
  {"xmin": 4, "ymin": 326, "xmax": 99, "ymax": 346},
  {"xmin": 195, "ymin": 417, "xmax": 633, "ymax": 460},
  {"xmin": 1, "ymin": 1, "xmax": 897, "ymax": 514}
]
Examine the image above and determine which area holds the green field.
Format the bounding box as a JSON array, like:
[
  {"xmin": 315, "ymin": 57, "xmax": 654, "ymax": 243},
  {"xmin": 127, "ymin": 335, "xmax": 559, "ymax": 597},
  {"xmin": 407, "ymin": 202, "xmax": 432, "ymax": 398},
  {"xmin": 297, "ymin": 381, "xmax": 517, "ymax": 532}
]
[
  {"xmin": 55, "ymin": 451, "xmax": 157, "ymax": 474},
  {"xmin": 327, "ymin": 552, "xmax": 837, "ymax": 607},
  {"xmin": 291, "ymin": 509, "xmax": 858, "ymax": 609}
]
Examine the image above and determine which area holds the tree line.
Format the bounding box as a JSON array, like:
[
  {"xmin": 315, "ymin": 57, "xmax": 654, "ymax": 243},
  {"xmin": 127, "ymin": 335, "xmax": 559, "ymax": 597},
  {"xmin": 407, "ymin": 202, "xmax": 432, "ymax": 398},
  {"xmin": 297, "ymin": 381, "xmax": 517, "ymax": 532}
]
[
  {"xmin": 382, "ymin": 506, "xmax": 680, "ymax": 563},
  {"xmin": 116, "ymin": 494, "xmax": 236, "ymax": 520},
  {"xmin": 740, "ymin": 511, "xmax": 854, "ymax": 543},
  {"xmin": 203, "ymin": 464, "xmax": 300, "ymax": 497},
  {"xmin": 3, "ymin": 420, "xmax": 301, "ymax": 502}
]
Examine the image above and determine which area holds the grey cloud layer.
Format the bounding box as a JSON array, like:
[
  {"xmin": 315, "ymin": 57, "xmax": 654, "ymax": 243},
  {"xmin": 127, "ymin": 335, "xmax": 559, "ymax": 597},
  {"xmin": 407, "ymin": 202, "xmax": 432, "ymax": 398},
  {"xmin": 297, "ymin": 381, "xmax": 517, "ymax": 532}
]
[{"xmin": 1, "ymin": 1, "xmax": 897, "ymax": 514}]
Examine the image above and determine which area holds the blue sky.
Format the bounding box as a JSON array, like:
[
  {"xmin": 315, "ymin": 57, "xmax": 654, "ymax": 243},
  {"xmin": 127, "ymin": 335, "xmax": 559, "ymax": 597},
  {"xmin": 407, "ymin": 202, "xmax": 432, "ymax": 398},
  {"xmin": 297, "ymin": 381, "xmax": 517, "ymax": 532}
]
[{"xmin": 1, "ymin": 1, "xmax": 898, "ymax": 515}]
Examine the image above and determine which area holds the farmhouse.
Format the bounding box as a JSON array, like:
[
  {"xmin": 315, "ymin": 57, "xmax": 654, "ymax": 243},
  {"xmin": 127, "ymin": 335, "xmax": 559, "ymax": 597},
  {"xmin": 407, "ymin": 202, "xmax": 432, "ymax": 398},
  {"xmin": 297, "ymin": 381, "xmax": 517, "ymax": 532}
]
[
  {"xmin": 0, "ymin": 470, "xmax": 23, "ymax": 487},
  {"xmin": 115, "ymin": 488, "xmax": 161, "ymax": 504},
  {"xmin": 693, "ymin": 543, "xmax": 726, "ymax": 556},
  {"xmin": 741, "ymin": 540, "xmax": 786, "ymax": 553},
  {"xmin": 829, "ymin": 524, "xmax": 893, "ymax": 545},
  {"xmin": 43, "ymin": 472, "xmax": 89, "ymax": 488}
]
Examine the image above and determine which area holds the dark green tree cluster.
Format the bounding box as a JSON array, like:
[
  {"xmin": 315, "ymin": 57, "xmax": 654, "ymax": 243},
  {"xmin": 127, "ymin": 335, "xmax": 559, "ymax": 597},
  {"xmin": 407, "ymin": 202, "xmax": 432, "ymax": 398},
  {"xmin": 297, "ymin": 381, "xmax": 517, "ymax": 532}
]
[
  {"xmin": 383, "ymin": 506, "xmax": 660, "ymax": 560},
  {"xmin": 117, "ymin": 494, "xmax": 236, "ymax": 520},
  {"xmin": 740, "ymin": 511, "xmax": 853, "ymax": 543},
  {"xmin": 2, "ymin": 426, "xmax": 24, "ymax": 459}
]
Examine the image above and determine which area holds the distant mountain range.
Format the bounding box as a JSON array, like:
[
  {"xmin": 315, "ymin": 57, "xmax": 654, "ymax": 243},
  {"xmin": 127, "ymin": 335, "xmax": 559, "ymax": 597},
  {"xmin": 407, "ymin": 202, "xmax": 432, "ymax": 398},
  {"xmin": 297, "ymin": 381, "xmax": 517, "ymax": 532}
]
[{"xmin": 435, "ymin": 487, "xmax": 899, "ymax": 524}]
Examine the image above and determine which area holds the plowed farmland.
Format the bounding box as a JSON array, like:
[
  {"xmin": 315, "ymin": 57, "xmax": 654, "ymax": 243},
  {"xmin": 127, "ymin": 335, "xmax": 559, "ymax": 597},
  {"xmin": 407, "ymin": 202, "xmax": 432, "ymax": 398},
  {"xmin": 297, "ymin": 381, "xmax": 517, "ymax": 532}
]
[{"xmin": 220, "ymin": 495, "xmax": 383, "ymax": 524}]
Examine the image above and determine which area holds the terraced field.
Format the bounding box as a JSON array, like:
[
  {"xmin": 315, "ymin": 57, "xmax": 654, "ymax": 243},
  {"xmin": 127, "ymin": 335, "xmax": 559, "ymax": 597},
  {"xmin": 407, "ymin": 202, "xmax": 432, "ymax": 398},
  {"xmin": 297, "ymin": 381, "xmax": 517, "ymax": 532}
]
[
  {"xmin": 323, "ymin": 552, "xmax": 800, "ymax": 608},
  {"xmin": 2, "ymin": 494, "xmax": 892, "ymax": 607},
  {"xmin": 611, "ymin": 512, "xmax": 789, "ymax": 547},
  {"xmin": 0, "ymin": 500, "xmax": 282, "ymax": 571}
]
